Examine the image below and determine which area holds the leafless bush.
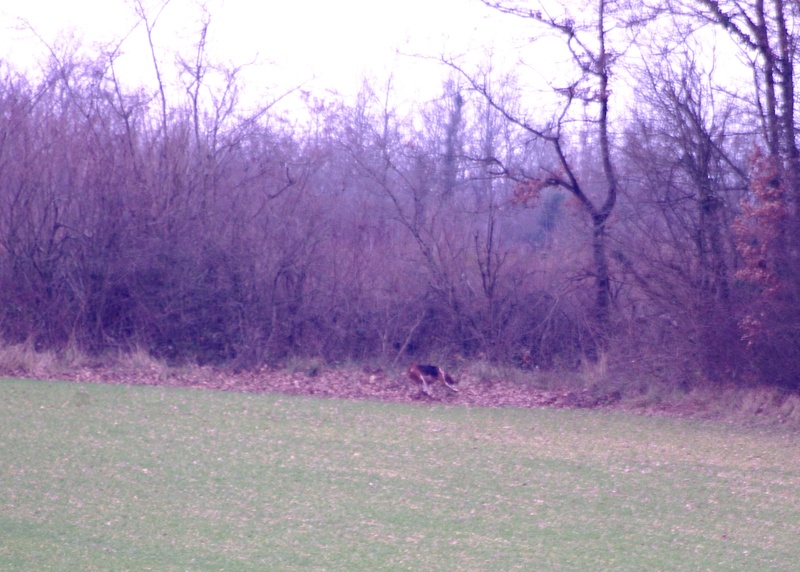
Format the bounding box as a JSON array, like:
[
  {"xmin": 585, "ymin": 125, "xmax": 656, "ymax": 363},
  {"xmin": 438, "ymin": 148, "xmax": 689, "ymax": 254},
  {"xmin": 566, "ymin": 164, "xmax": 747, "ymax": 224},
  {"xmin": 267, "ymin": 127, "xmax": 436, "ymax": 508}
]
[{"xmin": 5, "ymin": 4, "xmax": 800, "ymax": 395}]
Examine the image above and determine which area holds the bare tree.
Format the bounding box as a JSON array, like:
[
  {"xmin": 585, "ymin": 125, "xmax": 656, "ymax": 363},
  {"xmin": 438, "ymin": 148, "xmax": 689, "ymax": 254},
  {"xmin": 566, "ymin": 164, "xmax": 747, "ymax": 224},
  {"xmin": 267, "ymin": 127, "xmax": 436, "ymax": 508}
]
[
  {"xmin": 677, "ymin": 0, "xmax": 800, "ymax": 386},
  {"xmin": 619, "ymin": 49, "xmax": 749, "ymax": 380},
  {"xmin": 449, "ymin": 0, "xmax": 647, "ymax": 353}
]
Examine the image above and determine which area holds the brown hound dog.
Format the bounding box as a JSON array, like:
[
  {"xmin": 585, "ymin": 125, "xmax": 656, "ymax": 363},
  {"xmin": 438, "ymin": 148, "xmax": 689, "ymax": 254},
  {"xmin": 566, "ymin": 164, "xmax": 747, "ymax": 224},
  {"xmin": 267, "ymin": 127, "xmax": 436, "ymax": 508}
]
[{"xmin": 408, "ymin": 364, "xmax": 458, "ymax": 398}]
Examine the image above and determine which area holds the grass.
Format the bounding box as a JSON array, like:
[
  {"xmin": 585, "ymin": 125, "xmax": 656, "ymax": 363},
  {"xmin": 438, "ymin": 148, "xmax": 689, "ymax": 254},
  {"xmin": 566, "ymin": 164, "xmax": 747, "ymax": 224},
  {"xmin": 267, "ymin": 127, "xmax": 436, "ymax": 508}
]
[{"xmin": 1, "ymin": 378, "xmax": 800, "ymax": 570}]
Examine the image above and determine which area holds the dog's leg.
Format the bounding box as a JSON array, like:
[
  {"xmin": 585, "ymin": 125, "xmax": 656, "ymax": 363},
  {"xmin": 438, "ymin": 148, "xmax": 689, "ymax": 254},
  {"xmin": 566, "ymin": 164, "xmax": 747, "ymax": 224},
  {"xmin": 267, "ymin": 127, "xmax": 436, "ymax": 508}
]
[{"xmin": 438, "ymin": 369, "xmax": 458, "ymax": 392}]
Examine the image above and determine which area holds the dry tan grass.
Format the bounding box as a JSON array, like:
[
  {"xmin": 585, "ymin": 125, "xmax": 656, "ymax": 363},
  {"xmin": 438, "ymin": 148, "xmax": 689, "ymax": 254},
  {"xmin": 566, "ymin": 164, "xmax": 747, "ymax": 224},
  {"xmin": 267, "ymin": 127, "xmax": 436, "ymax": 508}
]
[{"xmin": 0, "ymin": 342, "xmax": 61, "ymax": 378}]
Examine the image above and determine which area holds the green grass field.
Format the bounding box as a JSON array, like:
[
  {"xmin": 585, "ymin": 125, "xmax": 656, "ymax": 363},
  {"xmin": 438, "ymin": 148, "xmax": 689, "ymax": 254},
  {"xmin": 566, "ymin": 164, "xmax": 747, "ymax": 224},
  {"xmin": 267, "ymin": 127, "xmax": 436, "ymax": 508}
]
[{"xmin": 2, "ymin": 378, "xmax": 799, "ymax": 571}]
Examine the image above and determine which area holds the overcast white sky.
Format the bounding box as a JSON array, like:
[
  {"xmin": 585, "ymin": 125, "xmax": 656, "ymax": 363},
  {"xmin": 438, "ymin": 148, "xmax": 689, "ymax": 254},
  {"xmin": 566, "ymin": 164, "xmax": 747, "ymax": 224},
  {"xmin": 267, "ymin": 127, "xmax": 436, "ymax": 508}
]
[
  {"xmin": 0, "ymin": 0, "xmax": 537, "ymax": 111},
  {"xmin": 0, "ymin": 0, "xmax": 748, "ymax": 130}
]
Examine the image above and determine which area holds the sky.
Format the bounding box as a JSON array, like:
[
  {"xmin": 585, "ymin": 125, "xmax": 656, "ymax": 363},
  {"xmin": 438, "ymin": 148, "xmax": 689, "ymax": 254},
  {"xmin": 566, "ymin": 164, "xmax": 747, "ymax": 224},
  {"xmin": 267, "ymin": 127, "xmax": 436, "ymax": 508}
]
[
  {"xmin": 0, "ymin": 0, "xmax": 750, "ymax": 128},
  {"xmin": 0, "ymin": 0, "xmax": 533, "ymax": 111}
]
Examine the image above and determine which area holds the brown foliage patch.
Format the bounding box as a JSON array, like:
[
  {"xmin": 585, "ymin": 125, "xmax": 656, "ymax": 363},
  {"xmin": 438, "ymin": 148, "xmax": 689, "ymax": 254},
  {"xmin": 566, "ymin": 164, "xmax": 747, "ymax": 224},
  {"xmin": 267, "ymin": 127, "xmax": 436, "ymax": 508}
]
[
  {"xmin": 6, "ymin": 359, "xmax": 617, "ymax": 411},
  {"xmin": 4, "ymin": 348, "xmax": 799, "ymax": 426}
]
